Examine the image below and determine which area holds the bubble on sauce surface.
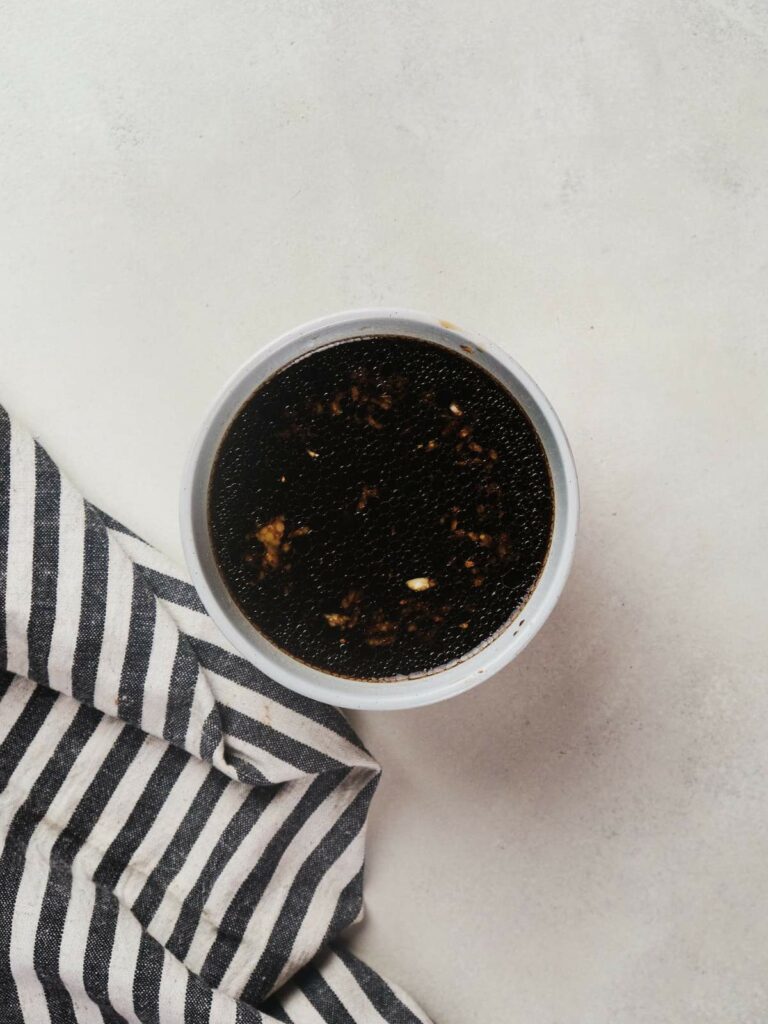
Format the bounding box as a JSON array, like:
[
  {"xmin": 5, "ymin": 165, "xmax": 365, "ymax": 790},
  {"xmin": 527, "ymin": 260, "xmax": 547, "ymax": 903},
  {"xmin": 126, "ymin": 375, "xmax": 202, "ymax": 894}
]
[{"xmin": 208, "ymin": 336, "xmax": 554, "ymax": 679}]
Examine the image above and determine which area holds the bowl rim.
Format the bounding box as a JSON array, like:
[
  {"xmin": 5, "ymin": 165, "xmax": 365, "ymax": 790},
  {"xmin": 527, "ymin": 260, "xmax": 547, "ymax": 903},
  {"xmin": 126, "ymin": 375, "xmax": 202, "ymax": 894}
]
[{"xmin": 179, "ymin": 308, "xmax": 579, "ymax": 710}]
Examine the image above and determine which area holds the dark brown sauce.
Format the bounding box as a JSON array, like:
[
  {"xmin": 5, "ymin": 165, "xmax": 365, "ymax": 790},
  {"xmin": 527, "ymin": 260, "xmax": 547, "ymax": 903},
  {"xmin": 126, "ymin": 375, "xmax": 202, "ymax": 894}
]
[{"xmin": 208, "ymin": 336, "xmax": 554, "ymax": 680}]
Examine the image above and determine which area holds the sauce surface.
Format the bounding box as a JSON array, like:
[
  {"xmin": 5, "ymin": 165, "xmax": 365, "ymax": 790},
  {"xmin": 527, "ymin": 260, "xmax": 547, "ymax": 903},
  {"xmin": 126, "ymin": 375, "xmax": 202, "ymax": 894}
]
[{"xmin": 209, "ymin": 336, "xmax": 554, "ymax": 679}]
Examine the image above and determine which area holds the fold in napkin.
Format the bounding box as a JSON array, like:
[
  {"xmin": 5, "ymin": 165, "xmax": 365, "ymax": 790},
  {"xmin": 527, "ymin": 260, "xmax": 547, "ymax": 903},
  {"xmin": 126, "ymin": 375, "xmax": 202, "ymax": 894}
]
[{"xmin": 0, "ymin": 405, "xmax": 433, "ymax": 1024}]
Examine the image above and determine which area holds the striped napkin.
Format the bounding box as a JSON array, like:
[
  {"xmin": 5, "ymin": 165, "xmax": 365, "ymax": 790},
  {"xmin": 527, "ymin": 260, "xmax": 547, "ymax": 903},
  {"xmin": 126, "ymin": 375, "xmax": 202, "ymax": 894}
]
[{"xmin": 0, "ymin": 405, "xmax": 433, "ymax": 1024}]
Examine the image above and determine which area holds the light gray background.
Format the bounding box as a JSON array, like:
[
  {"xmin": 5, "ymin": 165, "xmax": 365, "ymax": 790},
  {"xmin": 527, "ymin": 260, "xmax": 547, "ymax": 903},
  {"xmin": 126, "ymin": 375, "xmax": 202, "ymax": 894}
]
[{"xmin": 2, "ymin": 2, "xmax": 767, "ymax": 1022}]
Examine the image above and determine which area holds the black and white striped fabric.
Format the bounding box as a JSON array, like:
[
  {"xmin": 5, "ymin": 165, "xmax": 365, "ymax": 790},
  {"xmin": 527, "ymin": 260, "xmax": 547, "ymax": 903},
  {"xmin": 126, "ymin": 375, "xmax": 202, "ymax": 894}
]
[{"xmin": 0, "ymin": 405, "xmax": 433, "ymax": 1024}]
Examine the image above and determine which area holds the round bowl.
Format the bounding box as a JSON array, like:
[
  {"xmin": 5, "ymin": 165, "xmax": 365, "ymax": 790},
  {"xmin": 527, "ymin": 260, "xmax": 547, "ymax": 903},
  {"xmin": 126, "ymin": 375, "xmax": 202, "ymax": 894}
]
[{"xmin": 180, "ymin": 309, "xmax": 578, "ymax": 710}]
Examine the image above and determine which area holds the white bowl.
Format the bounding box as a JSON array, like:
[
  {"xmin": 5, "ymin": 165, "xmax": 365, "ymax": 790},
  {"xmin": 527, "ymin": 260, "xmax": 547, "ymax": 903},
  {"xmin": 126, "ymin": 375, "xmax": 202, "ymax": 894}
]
[{"xmin": 180, "ymin": 309, "xmax": 578, "ymax": 710}]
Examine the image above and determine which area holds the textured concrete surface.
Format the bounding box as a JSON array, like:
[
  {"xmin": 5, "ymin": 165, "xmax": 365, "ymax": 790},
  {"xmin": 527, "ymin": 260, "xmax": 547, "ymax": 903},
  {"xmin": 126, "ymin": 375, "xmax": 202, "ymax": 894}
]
[{"xmin": 2, "ymin": 2, "xmax": 767, "ymax": 1021}]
